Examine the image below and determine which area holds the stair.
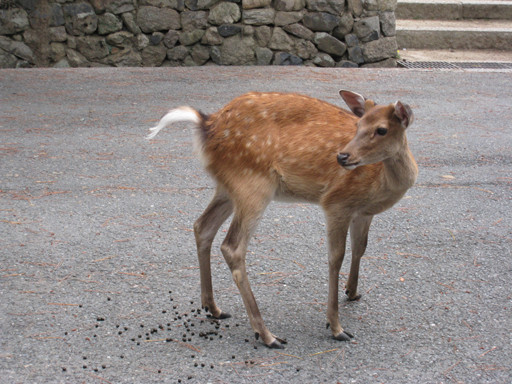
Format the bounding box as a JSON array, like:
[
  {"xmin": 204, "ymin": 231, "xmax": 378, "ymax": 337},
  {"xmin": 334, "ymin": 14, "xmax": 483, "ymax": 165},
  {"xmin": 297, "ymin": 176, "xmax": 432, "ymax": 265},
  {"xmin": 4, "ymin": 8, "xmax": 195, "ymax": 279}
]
[{"xmin": 396, "ymin": 0, "xmax": 512, "ymax": 65}]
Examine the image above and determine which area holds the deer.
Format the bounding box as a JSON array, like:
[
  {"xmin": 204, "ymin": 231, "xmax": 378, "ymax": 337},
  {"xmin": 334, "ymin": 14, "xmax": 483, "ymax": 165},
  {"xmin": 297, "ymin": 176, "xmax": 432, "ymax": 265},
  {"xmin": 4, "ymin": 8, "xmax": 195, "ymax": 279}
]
[{"xmin": 147, "ymin": 90, "xmax": 418, "ymax": 349}]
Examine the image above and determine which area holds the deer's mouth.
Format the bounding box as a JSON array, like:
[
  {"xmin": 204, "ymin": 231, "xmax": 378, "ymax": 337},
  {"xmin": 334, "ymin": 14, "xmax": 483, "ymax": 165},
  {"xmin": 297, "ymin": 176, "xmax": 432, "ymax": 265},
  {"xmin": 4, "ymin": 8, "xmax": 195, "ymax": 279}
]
[
  {"xmin": 341, "ymin": 163, "xmax": 359, "ymax": 170},
  {"xmin": 337, "ymin": 153, "xmax": 359, "ymax": 169}
]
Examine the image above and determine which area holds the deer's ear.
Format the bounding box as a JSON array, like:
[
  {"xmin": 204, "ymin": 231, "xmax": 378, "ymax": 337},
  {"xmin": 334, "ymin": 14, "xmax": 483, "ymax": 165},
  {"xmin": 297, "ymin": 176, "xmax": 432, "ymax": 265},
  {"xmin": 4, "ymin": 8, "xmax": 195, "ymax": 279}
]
[
  {"xmin": 394, "ymin": 101, "xmax": 414, "ymax": 128},
  {"xmin": 339, "ymin": 90, "xmax": 366, "ymax": 117}
]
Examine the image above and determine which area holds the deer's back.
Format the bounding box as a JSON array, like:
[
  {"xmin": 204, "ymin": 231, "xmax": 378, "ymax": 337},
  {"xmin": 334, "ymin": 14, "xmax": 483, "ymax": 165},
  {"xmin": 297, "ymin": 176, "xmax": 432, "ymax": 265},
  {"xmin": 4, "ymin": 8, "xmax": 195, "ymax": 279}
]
[{"xmin": 201, "ymin": 92, "xmax": 360, "ymax": 202}]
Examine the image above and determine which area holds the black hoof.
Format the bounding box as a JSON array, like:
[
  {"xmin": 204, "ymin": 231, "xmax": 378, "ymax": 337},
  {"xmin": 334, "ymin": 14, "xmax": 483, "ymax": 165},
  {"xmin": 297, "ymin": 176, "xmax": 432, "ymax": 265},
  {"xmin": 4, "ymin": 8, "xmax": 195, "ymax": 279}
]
[
  {"xmin": 206, "ymin": 311, "xmax": 231, "ymax": 320},
  {"xmin": 345, "ymin": 290, "xmax": 362, "ymax": 301},
  {"xmin": 218, "ymin": 311, "xmax": 231, "ymax": 319},
  {"xmin": 268, "ymin": 340, "xmax": 285, "ymax": 349},
  {"xmin": 334, "ymin": 331, "xmax": 354, "ymax": 342},
  {"xmin": 256, "ymin": 332, "xmax": 287, "ymax": 348}
]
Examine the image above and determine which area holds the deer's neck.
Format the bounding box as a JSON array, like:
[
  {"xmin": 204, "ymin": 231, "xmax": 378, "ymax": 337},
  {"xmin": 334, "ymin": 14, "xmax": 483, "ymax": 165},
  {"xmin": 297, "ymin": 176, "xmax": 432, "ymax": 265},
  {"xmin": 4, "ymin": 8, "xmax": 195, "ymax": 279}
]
[{"xmin": 382, "ymin": 141, "xmax": 418, "ymax": 193}]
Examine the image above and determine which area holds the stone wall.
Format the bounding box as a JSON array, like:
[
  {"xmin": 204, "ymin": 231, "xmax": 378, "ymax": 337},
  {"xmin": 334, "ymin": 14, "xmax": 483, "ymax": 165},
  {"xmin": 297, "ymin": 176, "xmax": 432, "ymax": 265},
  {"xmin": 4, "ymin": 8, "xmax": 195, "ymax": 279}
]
[{"xmin": 0, "ymin": 0, "xmax": 398, "ymax": 68}]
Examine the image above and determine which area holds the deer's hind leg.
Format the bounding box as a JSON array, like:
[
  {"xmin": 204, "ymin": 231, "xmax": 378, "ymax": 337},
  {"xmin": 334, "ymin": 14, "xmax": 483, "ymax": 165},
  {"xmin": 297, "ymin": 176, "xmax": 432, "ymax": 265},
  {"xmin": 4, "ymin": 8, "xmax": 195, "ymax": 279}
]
[
  {"xmin": 220, "ymin": 176, "xmax": 286, "ymax": 348},
  {"xmin": 194, "ymin": 185, "xmax": 233, "ymax": 319}
]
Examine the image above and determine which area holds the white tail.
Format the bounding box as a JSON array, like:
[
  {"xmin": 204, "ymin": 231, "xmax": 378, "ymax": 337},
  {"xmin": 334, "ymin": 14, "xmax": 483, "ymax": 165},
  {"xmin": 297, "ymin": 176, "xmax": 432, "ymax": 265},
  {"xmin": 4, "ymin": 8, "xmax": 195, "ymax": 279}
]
[
  {"xmin": 146, "ymin": 106, "xmax": 200, "ymax": 140},
  {"xmin": 147, "ymin": 91, "xmax": 418, "ymax": 349}
]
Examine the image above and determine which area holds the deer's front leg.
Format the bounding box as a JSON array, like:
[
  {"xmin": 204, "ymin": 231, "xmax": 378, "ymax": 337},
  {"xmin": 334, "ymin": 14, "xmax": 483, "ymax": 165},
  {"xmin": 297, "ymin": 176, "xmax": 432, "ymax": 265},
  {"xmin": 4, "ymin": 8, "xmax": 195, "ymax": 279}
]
[
  {"xmin": 346, "ymin": 214, "xmax": 373, "ymax": 301},
  {"xmin": 325, "ymin": 213, "xmax": 353, "ymax": 341}
]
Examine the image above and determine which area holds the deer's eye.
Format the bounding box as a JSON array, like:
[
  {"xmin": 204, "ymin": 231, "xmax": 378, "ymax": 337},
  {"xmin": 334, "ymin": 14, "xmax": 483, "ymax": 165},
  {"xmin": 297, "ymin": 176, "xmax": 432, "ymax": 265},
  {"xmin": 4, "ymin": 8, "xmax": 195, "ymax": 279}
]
[{"xmin": 376, "ymin": 127, "xmax": 388, "ymax": 136}]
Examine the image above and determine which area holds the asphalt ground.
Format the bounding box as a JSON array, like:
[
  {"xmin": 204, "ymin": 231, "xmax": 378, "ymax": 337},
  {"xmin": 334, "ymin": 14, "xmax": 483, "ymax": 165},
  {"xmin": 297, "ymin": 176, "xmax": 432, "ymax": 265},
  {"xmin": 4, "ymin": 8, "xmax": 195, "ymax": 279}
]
[{"xmin": 1, "ymin": 67, "xmax": 511, "ymax": 384}]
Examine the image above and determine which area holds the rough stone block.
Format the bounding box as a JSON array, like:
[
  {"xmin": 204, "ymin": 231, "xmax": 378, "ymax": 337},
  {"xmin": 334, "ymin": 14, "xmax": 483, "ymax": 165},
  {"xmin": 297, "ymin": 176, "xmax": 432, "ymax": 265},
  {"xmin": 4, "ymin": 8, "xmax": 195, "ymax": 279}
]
[
  {"xmin": 191, "ymin": 43, "xmax": 210, "ymax": 64},
  {"xmin": 106, "ymin": 31, "xmax": 134, "ymax": 47},
  {"xmin": 0, "ymin": 49, "xmax": 18, "ymax": 68},
  {"xmin": 104, "ymin": 48, "xmax": 142, "ymax": 66},
  {"xmin": 182, "ymin": 11, "xmax": 209, "ymax": 31},
  {"xmin": 268, "ymin": 27, "xmax": 294, "ymax": 51},
  {"xmin": 49, "ymin": 4, "xmax": 65, "ymax": 27},
  {"xmin": 336, "ymin": 59, "xmax": 358, "ymax": 67},
  {"xmin": 22, "ymin": 29, "xmax": 39, "ymax": 46},
  {"xmin": 137, "ymin": 6, "xmax": 181, "ymax": 33},
  {"xmin": 243, "ymin": 8, "xmax": 276, "ymax": 25},
  {"xmin": 49, "ymin": 26, "xmax": 68, "ymax": 42},
  {"xmin": 306, "ymin": 0, "xmax": 345, "ymax": 15},
  {"xmin": 275, "ymin": 11, "xmax": 304, "ymax": 26},
  {"xmin": 202, "ymin": 27, "xmax": 223, "ymax": 45},
  {"xmin": 208, "ymin": 3, "xmax": 241, "ymax": 25},
  {"xmin": 140, "ymin": 0, "xmax": 176, "ymax": 7},
  {"xmin": 66, "ymin": 48, "xmax": 90, "ymax": 67},
  {"xmin": 283, "ymin": 23, "xmax": 314, "ymax": 40},
  {"xmin": 90, "ymin": 0, "xmax": 106, "ymax": 13},
  {"xmin": 142, "ymin": 44, "xmax": 167, "ymax": 66},
  {"xmin": 243, "ymin": 25, "xmax": 255, "ymax": 36},
  {"xmin": 344, "ymin": 33, "xmax": 358, "ymax": 47},
  {"xmin": 294, "ymin": 38, "xmax": 317, "ymax": 59},
  {"xmin": 167, "ymin": 45, "xmax": 189, "ymax": 60},
  {"xmin": 332, "ymin": 12, "xmax": 353, "ymax": 37},
  {"xmin": 314, "ymin": 32, "xmax": 346, "ymax": 55},
  {"xmin": 361, "ymin": 36, "xmax": 396, "ymax": 62},
  {"xmin": 255, "ymin": 46, "xmax": 273, "ymax": 64},
  {"xmin": 105, "ymin": 0, "xmax": 136, "ymax": 14},
  {"xmin": 179, "ymin": 29, "xmax": 206, "ymax": 45},
  {"xmin": 303, "ymin": 11, "xmax": 339, "ymax": 32},
  {"xmin": 272, "ymin": 51, "xmax": 302, "ymax": 65},
  {"xmin": 136, "ymin": 34, "xmax": 150, "ymax": 49},
  {"xmin": 378, "ymin": 0, "xmax": 396, "ymax": 12},
  {"xmin": 76, "ymin": 36, "xmax": 109, "ymax": 60},
  {"xmin": 163, "ymin": 29, "xmax": 180, "ymax": 47},
  {"xmin": 53, "ymin": 58, "xmax": 70, "ymax": 68},
  {"xmin": 254, "ymin": 25, "xmax": 272, "ymax": 46},
  {"xmin": 218, "ymin": 24, "xmax": 242, "ymax": 37},
  {"xmin": 362, "ymin": 57, "xmax": 396, "ymax": 67},
  {"xmin": 364, "ymin": 0, "xmax": 378, "ymax": 12},
  {"xmin": 353, "ymin": 16, "xmax": 380, "ymax": 42},
  {"xmin": 379, "ymin": 11, "xmax": 395, "ymax": 37},
  {"xmin": 63, "ymin": 2, "xmax": 98, "ymax": 36},
  {"xmin": 121, "ymin": 12, "xmax": 142, "ymax": 34},
  {"xmin": 98, "ymin": 13, "xmax": 123, "ymax": 35},
  {"xmin": 313, "ymin": 52, "xmax": 335, "ymax": 67},
  {"xmin": 185, "ymin": 0, "xmax": 220, "ymax": 11},
  {"xmin": 347, "ymin": 45, "xmax": 363, "ymax": 63},
  {"xmin": 150, "ymin": 32, "xmax": 165, "ymax": 45},
  {"xmin": 243, "ymin": 0, "xmax": 272, "ymax": 10},
  {"xmin": 67, "ymin": 35, "xmax": 77, "ymax": 49},
  {"xmin": 210, "ymin": 35, "xmax": 255, "ymax": 65},
  {"xmin": 273, "ymin": 0, "xmax": 306, "ymax": 12},
  {"xmin": 347, "ymin": 0, "xmax": 363, "ymax": 16},
  {"xmin": 0, "ymin": 36, "xmax": 35, "ymax": 63},
  {"xmin": 0, "ymin": 8, "xmax": 30, "ymax": 35},
  {"xmin": 50, "ymin": 42, "xmax": 67, "ymax": 62}
]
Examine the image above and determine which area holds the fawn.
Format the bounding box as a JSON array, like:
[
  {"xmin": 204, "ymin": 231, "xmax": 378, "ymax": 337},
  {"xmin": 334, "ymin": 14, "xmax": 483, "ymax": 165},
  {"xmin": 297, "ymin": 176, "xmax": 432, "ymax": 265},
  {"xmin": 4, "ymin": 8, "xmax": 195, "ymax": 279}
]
[{"xmin": 147, "ymin": 90, "xmax": 418, "ymax": 348}]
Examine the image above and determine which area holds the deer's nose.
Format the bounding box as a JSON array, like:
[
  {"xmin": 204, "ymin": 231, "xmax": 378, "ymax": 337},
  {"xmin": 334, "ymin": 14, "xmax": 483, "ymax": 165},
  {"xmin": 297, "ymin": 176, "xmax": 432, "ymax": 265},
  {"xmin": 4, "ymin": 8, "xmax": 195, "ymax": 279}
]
[{"xmin": 337, "ymin": 153, "xmax": 350, "ymax": 166}]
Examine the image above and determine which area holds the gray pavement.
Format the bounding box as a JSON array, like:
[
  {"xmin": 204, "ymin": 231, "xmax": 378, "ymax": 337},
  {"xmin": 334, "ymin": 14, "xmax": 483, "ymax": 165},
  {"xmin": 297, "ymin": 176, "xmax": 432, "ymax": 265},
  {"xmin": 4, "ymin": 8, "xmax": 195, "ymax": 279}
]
[{"xmin": 1, "ymin": 67, "xmax": 511, "ymax": 383}]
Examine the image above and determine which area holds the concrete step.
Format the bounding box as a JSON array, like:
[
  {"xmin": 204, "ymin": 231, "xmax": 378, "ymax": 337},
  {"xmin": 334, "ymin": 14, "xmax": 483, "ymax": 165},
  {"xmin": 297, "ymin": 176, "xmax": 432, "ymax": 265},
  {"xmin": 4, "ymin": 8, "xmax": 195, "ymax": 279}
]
[
  {"xmin": 396, "ymin": 0, "xmax": 512, "ymax": 21},
  {"xmin": 396, "ymin": 19, "xmax": 512, "ymax": 50},
  {"xmin": 398, "ymin": 48, "xmax": 512, "ymax": 62}
]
